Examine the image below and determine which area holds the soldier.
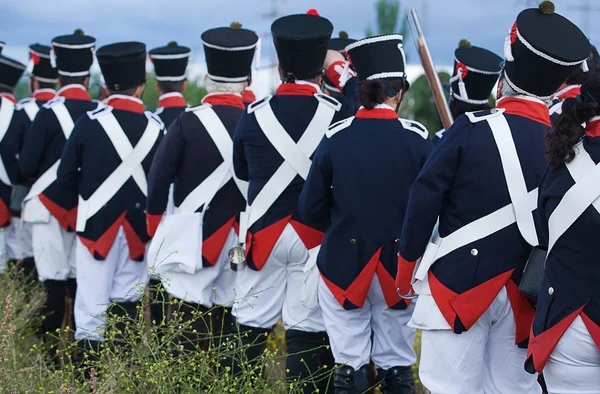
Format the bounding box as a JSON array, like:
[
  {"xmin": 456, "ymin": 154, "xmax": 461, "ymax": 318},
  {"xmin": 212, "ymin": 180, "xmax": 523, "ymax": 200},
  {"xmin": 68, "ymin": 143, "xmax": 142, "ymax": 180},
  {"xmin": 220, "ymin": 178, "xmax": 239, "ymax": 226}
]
[
  {"xmin": 395, "ymin": 2, "xmax": 590, "ymax": 393},
  {"xmin": 57, "ymin": 41, "xmax": 163, "ymax": 353},
  {"xmin": 432, "ymin": 39, "xmax": 502, "ymax": 144},
  {"xmin": 242, "ymin": 72, "xmax": 256, "ymax": 106},
  {"xmin": 548, "ymin": 45, "xmax": 600, "ymax": 125},
  {"xmin": 0, "ymin": 52, "xmax": 27, "ymax": 274},
  {"xmin": 146, "ymin": 23, "xmax": 255, "ymax": 349},
  {"xmin": 323, "ymin": 31, "xmax": 355, "ymax": 98},
  {"xmin": 299, "ymin": 35, "xmax": 431, "ymax": 393},
  {"xmin": 20, "ymin": 30, "xmax": 99, "ymax": 338},
  {"xmin": 9, "ymin": 43, "xmax": 59, "ymax": 280},
  {"xmin": 149, "ymin": 41, "xmax": 191, "ymax": 128},
  {"xmin": 232, "ymin": 12, "xmax": 357, "ymax": 392},
  {"xmin": 525, "ymin": 71, "xmax": 600, "ymax": 394}
]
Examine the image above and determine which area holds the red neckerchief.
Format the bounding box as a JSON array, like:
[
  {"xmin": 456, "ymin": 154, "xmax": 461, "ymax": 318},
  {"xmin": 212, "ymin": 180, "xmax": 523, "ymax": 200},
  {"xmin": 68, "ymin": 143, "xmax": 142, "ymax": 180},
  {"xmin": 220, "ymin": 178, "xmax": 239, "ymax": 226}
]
[
  {"xmin": 496, "ymin": 96, "xmax": 551, "ymax": 127},
  {"xmin": 32, "ymin": 89, "xmax": 56, "ymax": 101},
  {"xmin": 106, "ymin": 95, "xmax": 145, "ymax": 114},
  {"xmin": 158, "ymin": 92, "xmax": 186, "ymax": 108},
  {"xmin": 554, "ymin": 85, "xmax": 581, "ymax": 100},
  {"xmin": 57, "ymin": 84, "xmax": 91, "ymax": 101},
  {"xmin": 586, "ymin": 118, "xmax": 600, "ymax": 137},
  {"xmin": 276, "ymin": 81, "xmax": 319, "ymax": 97},
  {"xmin": 0, "ymin": 93, "xmax": 16, "ymax": 104},
  {"xmin": 201, "ymin": 93, "xmax": 244, "ymax": 110},
  {"xmin": 355, "ymin": 104, "xmax": 399, "ymax": 119},
  {"xmin": 242, "ymin": 88, "xmax": 256, "ymax": 104}
]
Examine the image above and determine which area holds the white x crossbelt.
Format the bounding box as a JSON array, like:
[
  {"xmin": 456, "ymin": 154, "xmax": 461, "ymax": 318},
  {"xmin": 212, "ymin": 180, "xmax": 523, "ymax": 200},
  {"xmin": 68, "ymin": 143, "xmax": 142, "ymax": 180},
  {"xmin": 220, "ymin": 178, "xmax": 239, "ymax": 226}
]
[
  {"xmin": 20, "ymin": 100, "xmax": 40, "ymax": 122},
  {"xmin": 24, "ymin": 99, "xmax": 75, "ymax": 203},
  {"xmin": 237, "ymin": 94, "xmax": 340, "ymax": 246},
  {"xmin": 414, "ymin": 110, "xmax": 539, "ymax": 281},
  {"xmin": 547, "ymin": 143, "xmax": 600, "ymax": 255},
  {"xmin": 0, "ymin": 97, "xmax": 16, "ymax": 187},
  {"xmin": 75, "ymin": 109, "xmax": 161, "ymax": 232},
  {"xmin": 174, "ymin": 104, "xmax": 248, "ymax": 215}
]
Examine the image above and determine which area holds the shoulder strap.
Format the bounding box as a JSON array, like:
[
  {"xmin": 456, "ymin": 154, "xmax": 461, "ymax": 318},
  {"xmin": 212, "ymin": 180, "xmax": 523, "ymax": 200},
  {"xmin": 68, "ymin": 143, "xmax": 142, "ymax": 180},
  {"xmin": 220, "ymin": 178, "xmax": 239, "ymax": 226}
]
[
  {"xmin": 400, "ymin": 119, "xmax": 429, "ymax": 139},
  {"xmin": 49, "ymin": 101, "xmax": 75, "ymax": 140},
  {"xmin": 0, "ymin": 98, "xmax": 14, "ymax": 186},
  {"xmin": 326, "ymin": 117, "xmax": 354, "ymax": 138},
  {"xmin": 548, "ymin": 146, "xmax": 600, "ymax": 253},
  {"xmin": 487, "ymin": 113, "xmax": 539, "ymax": 246},
  {"xmin": 19, "ymin": 100, "xmax": 39, "ymax": 122}
]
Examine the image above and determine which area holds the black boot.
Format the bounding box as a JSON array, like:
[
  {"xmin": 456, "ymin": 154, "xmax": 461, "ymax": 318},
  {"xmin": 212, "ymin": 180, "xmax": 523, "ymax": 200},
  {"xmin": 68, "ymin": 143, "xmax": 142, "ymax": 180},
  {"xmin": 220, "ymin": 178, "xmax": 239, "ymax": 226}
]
[
  {"xmin": 107, "ymin": 301, "xmax": 140, "ymax": 345},
  {"xmin": 376, "ymin": 366, "xmax": 415, "ymax": 394},
  {"xmin": 222, "ymin": 323, "xmax": 271, "ymax": 375},
  {"xmin": 170, "ymin": 299, "xmax": 212, "ymax": 351},
  {"xmin": 148, "ymin": 278, "xmax": 167, "ymax": 326},
  {"xmin": 333, "ymin": 365, "xmax": 369, "ymax": 394},
  {"xmin": 66, "ymin": 278, "xmax": 77, "ymax": 330},
  {"xmin": 40, "ymin": 279, "xmax": 68, "ymax": 337},
  {"xmin": 76, "ymin": 339, "xmax": 102, "ymax": 380},
  {"xmin": 285, "ymin": 330, "xmax": 335, "ymax": 393},
  {"xmin": 20, "ymin": 257, "xmax": 38, "ymax": 283}
]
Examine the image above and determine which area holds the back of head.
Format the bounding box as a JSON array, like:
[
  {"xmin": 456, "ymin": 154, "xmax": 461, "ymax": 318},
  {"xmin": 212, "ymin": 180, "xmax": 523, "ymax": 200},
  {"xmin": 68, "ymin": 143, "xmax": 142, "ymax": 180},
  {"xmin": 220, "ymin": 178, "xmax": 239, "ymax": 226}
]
[
  {"xmin": 503, "ymin": 1, "xmax": 590, "ymax": 99},
  {"xmin": 52, "ymin": 29, "xmax": 96, "ymax": 86},
  {"xmin": 547, "ymin": 71, "xmax": 600, "ymax": 168},
  {"xmin": 149, "ymin": 41, "xmax": 190, "ymax": 92},
  {"xmin": 566, "ymin": 45, "xmax": 600, "ymax": 86},
  {"xmin": 96, "ymin": 41, "xmax": 146, "ymax": 95},
  {"xmin": 271, "ymin": 13, "xmax": 333, "ymax": 81},
  {"xmin": 0, "ymin": 55, "xmax": 26, "ymax": 93},
  {"xmin": 28, "ymin": 44, "xmax": 58, "ymax": 87}
]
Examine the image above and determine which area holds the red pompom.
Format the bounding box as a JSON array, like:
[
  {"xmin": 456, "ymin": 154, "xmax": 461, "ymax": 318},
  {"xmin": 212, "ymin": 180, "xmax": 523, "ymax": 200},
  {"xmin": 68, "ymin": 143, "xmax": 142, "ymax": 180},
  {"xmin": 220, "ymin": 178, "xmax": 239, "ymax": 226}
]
[
  {"xmin": 30, "ymin": 53, "xmax": 41, "ymax": 65},
  {"xmin": 455, "ymin": 61, "xmax": 468, "ymax": 79},
  {"xmin": 510, "ymin": 21, "xmax": 518, "ymax": 45},
  {"xmin": 306, "ymin": 8, "xmax": 320, "ymax": 16}
]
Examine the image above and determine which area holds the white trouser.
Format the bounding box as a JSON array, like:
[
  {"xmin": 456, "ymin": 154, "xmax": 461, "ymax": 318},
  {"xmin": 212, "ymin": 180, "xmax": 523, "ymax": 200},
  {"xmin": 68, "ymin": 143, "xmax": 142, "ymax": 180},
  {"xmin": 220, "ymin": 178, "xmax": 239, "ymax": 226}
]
[
  {"xmin": 318, "ymin": 272, "xmax": 417, "ymax": 370},
  {"xmin": 544, "ymin": 315, "xmax": 600, "ymax": 394},
  {"xmin": 6, "ymin": 218, "xmax": 33, "ymax": 260},
  {"xmin": 420, "ymin": 287, "xmax": 542, "ymax": 394},
  {"xmin": 233, "ymin": 223, "xmax": 325, "ymax": 332},
  {"xmin": 32, "ymin": 215, "xmax": 76, "ymax": 281},
  {"xmin": 160, "ymin": 229, "xmax": 238, "ymax": 308},
  {"xmin": 74, "ymin": 227, "xmax": 148, "ymax": 341},
  {"xmin": 0, "ymin": 229, "xmax": 7, "ymax": 273}
]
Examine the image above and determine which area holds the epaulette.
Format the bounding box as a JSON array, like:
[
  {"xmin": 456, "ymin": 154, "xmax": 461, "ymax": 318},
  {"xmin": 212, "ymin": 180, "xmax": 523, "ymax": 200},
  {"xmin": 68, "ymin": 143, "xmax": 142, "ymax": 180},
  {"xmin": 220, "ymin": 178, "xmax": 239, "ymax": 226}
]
[
  {"xmin": 465, "ymin": 108, "xmax": 505, "ymax": 123},
  {"xmin": 326, "ymin": 116, "xmax": 355, "ymax": 138},
  {"xmin": 16, "ymin": 97, "xmax": 35, "ymax": 109},
  {"xmin": 435, "ymin": 129, "xmax": 445, "ymax": 139},
  {"xmin": 549, "ymin": 99, "xmax": 563, "ymax": 116},
  {"xmin": 247, "ymin": 95, "xmax": 272, "ymax": 114},
  {"xmin": 145, "ymin": 111, "xmax": 165, "ymax": 130},
  {"xmin": 154, "ymin": 106, "xmax": 165, "ymax": 115},
  {"xmin": 87, "ymin": 105, "xmax": 112, "ymax": 120},
  {"xmin": 314, "ymin": 93, "xmax": 342, "ymax": 112},
  {"xmin": 42, "ymin": 96, "xmax": 66, "ymax": 109},
  {"xmin": 185, "ymin": 103, "xmax": 211, "ymax": 113},
  {"xmin": 399, "ymin": 118, "xmax": 429, "ymax": 139}
]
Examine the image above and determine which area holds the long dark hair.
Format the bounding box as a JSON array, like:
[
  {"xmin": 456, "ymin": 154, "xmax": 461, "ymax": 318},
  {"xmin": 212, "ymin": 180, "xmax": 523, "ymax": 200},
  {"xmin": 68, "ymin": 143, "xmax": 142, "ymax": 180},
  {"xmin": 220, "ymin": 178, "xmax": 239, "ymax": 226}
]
[
  {"xmin": 358, "ymin": 78, "xmax": 405, "ymax": 109},
  {"xmin": 547, "ymin": 71, "xmax": 600, "ymax": 168}
]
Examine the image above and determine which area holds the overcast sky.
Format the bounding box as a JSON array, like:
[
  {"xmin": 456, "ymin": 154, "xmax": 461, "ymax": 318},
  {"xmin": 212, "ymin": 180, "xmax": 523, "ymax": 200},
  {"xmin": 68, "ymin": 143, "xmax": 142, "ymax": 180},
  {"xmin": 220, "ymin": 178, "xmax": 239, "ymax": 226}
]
[{"xmin": 1, "ymin": 0, "xmax": 597, "ymax": 93}]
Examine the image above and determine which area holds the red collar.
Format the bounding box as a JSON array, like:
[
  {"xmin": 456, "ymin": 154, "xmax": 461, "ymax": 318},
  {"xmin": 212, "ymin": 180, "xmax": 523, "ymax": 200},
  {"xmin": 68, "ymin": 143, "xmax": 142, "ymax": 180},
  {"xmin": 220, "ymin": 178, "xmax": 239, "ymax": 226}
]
[
  {"xmin": 496, "ymin": 96, "xmax": 551, "ymax": 127},
  {"xmin": 355, "ymin": 104, "xmax": 399, "ymax": 119},
  {"xmin": 586, "ymin": 117, "xmax": 600, "ymax": 137},
  {"xmin": 57, "ymin": 84, "xmax": 91, "ymax": 101},
  {"xmin": 201, "ymin": 93, "xmax": 244, "ymax": 110},
  {"xmin": 242, "ymin": 88, "xmax": 256, "ymax": 104},
  {"xmin": 554, "ymin": 85, "xmax": 581, "ymax": 100},
  {"xmin": 32, "ymin": 89, "xmax": 56, "ymax": 101},
  {"xmin": 276, "ymin": 81, "xmax": 320, "ymax": 97},
  {"xmin": 106, "ymin": 95, "xmax": 145, "ymax": 114},
  {"xmin": 0, "ymin": 93, "xmax": 16, "ymax": 104},
  {"xmin": 158, "ymin": 92, "xmax": 186, "ymax": 109}
]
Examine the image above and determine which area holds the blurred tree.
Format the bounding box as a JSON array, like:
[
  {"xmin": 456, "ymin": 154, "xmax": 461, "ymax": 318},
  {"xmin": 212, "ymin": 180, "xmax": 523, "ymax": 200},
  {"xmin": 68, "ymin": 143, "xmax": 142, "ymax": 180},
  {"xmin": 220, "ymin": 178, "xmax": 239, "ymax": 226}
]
[
  {"xmin": 366, "ymin": 0, "xmax": 408, "ymax": 40},
  {"xmin": 399, "ymin": 71, "xmax": 451, "ymax": 135}
]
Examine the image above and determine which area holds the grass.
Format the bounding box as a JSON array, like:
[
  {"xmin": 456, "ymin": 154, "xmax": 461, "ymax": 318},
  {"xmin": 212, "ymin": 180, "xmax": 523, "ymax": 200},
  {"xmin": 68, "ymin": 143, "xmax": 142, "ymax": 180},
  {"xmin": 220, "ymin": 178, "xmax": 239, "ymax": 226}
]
[{"xmin": 0, "ymin": 266, "xmax": 428, "ymax": 393}]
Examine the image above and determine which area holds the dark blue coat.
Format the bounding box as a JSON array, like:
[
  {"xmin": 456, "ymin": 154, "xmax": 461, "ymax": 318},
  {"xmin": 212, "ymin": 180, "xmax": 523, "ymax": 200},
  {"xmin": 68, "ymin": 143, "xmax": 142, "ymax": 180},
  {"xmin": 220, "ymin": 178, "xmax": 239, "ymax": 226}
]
[
  {"xmin": 399, "ymin": 98, "xmax": 550, "ymax": 342},
  {"xmin": 146, "ymin": 99, "xmax": 247, "ymax": 267},
  {"xmin": 57, "ymin": 98, "xmax": 163, "ymax": 261},
  {"xmin": 299, "ymin": 107, "xmax": 431, "ymax": 310},
  {"xmin": 526, "ymin": 133, "xmax": 600, "ymax": 373},
  {"xmin": 19, "ymin": 86, "xmax": 99, "ymax": 231},
  {"xmin": 233, "ymin": 81, "xmax": 358, "ymax": 270}
]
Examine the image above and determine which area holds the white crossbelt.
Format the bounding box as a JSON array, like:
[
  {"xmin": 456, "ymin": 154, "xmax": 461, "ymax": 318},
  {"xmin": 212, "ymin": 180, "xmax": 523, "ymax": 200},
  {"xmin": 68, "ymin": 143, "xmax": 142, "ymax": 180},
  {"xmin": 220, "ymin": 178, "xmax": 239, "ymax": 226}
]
[
  {"xmin": 0, "ymin": 97, "xmax": 15, "ymax": 186},
  {"xmin": 548, "ymin": 144, "xmax": 600, "ymax": 254},
  {"xmin": 76, "ymin": 111, "xmax": 160, "ymax": 232},
  {"xmin": 237, "ymin": 95, "xmax": 338, "ymax": 244},
  {"xmin": 175, "ymin": 105, "xmax": 247, "ymax": 214},
  {"xmin": 414, "ymin": 111, "xmax": 538, "ymax": 281},
  {"xmin": 20, "ymin": 100, "xmax": 40, "ymax": 122},
  {"xmin": 23, "ymin": 101, "xmax": 75, "ymax": 202}
]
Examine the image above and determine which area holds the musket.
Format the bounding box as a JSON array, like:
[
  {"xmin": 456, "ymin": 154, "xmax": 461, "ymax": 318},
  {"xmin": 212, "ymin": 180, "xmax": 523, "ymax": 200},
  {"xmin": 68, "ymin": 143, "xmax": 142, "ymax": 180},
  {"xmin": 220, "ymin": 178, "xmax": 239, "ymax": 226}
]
[{"xmin": 407, "ymin": 8, "xmax": 454, "ymax": 130}]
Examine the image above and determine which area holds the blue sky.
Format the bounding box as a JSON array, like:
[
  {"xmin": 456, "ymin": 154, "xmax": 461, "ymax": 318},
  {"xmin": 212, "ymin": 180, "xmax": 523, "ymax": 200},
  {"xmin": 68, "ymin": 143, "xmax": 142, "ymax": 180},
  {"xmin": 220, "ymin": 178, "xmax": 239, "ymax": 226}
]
[{"xmin": 1, "ymin": 0, "xmax": 596, "ymax": 67}]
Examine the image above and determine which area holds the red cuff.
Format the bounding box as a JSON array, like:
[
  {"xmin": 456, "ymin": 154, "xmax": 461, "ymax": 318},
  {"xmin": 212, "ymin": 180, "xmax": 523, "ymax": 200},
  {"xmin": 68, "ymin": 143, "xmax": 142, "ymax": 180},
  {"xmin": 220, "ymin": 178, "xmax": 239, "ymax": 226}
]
[
  {"xmin": 395, "ymin": 253, "xmax": 416, "ymax": 296},
  {"xmin": 326, "ymin": 61, "xmax": 352, "ymax": 92},
  {"xmin": 146, "ymin": 212, "xmax": 163, "ymax": 237}
]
